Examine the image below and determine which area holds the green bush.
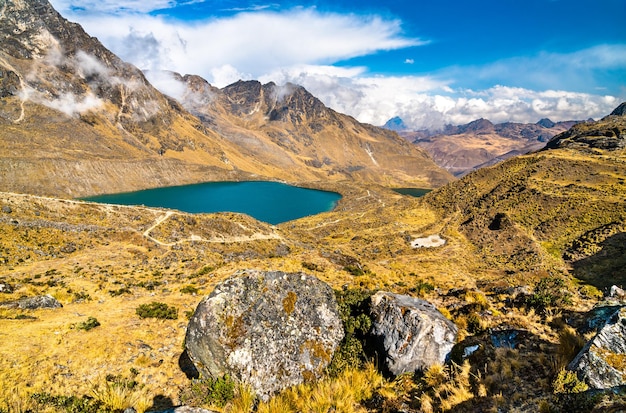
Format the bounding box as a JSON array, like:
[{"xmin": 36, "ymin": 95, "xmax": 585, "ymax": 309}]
[
  {"xmin": 109, "ymin": 287, "xmax": 131, "ymax": 297},
  {"xmin": 327, "ymin": 289, "xmax": 374, "ymax": 376},
  {"xmin": 180, "ymin": 285, "xmax": 199, "ymax": 295},
  {"xmin": 181, "ymin": 375, "xmax": 236, "ymax": 408},
  {"xmin": 31, "ymin": 393, "xmax": 104, "ymax": 413},
  {"xmin": 411, "ymin": 279, "xmax": 435, "ymax": 297},
  {"xmin": 72, "ymin": 317, "xmax": 101, "ymax": 331},
  {"xmin": 343, "ymin": 265, "xmax": 365, "ymax": 276},
  {"xmin": 136, "ymin": 302, "xmax": 178, "ymax": 320},
  {"xmin": 302, "ymin": 261, "xmax": 322, "ymax": 272},
  {"xmin": 527, "ymin": 276, "xmax": 573, "ymax": 311}
]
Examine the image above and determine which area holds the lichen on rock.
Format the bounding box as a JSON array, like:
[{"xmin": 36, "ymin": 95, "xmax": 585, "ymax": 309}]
[{"xmin": 184, "ymin": 269, "xmax": 344, "ymax": 400}]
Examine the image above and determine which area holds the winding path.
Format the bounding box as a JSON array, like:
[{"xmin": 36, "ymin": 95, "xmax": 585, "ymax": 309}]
[{"xmin": 142, "ymin": 211, "xmax": 282, "ymax": 247}]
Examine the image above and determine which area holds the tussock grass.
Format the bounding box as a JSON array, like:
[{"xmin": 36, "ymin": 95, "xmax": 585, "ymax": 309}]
[{"xmin": 256, "ymin": 363, "xmax": 385, "ymax": 413}]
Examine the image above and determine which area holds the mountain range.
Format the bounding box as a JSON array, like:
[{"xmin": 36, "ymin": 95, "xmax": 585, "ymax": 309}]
[
  {"xmin": 385, "ymin": 116, "xmax": 581, "ymax": 175},
  {"xmin": 0, "ymin": 0, "xmax": 451, "ymax": 198}
]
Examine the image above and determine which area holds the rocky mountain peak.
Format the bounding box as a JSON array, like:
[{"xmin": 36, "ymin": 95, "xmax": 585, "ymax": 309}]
[
  {"xmin": 610, "ymin": 102, "xmax": 626, "ymax": 117},
  {"xmin": 383, "ymin": 116, "xmax": 409, "ymax": 131},
  {"xmin": 460, "ymin": 118, "xmax": 495, "ymax": 134},
  {"xmin": 537, "ymin": 118, "xmax": 556, "ymax": 128}
]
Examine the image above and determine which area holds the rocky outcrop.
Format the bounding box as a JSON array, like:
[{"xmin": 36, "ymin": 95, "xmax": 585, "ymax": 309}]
[
  {"xmin": 369, "ymin": 291, "xmax": 458, "ymax": 376},
  {"xmin": 568, "ymin": 306, "xmax": 626, "ymax": 389},
  {"xmin": 0, "ymin": 294, "xmax": 63, "ymax": 309},
  {"xmin": 546, "ymin": 103, "xmax": 626, "ymax": 151},
  {"xmin": 184, "ymin": 270, "xmax": 344, "ymax": 400}
]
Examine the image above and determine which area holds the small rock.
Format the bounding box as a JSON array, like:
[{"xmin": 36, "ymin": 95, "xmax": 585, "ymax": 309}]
[
  {"xmin": 369, "ymin": 291, "xmax": 458, "ymax": 375},
  {"xmin": 490, "ymin": 329, "xmax": 525, "ymax": 349},
  {"xmin": 1, "ymin": 206, "xmax": 12, "ymax": 214},
  {"xmin": 0, "ymin": 283, "xmax": 13, "ymax": 294},
  {"xmin": 608, "ymin": 285, "xmax": 626, "ymax": 299},
  {"xmin": 462, "ymin": 344, "xmax": 480, "ymax": 359}
]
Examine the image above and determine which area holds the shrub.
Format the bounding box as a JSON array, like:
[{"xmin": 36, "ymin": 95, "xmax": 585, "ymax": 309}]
[
  {"xmin": 302, "ymin": 261, "xmax": 322, "ymax": 272},
  {"xmin": 32, "ymin": 393, "xmax": 103, "ymax": 413},
  {"xmin": 527, "ymin": 276, "xmax": 573, "ymax": 311},
  {"xmin": 180, "ymin": 285, "xmax": 199, "ymax": 295},
  {"xmin": 181, "ymin": 375, "xmax": 236, "ymax": 408},
  {"xmin": 109, "ymin": 287, "xmax": 131, "ymax": 297},
  {"xmin": 411, "ymin": 279, "xmax": 435, "ymax": 297},
  {"xmin": 343, "ymin": 264, "xmax": 365, "ymax": 276},
  {"xmin": 72, "ymin": 317, "xmax": 101, "ymax": 331},
  {"xmin": 327, "ymin": 289, "xmax": 373, "ymax": 376},
  {"xmin": 136, "ymin": 302, "xmax": 178, "ymax": 320}
]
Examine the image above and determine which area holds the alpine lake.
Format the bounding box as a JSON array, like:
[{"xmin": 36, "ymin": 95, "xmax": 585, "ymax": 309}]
[
  {"xmin": 81, "ymin": 181, "xmax": 343, "ymax": 225},
  {"xmin": 82, "ymin": 182, "xmax": 431, "ymax": 225}
]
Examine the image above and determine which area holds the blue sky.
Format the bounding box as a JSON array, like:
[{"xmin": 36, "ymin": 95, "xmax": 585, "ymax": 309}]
[{"xmin": 50, "ymin": 0, "xmax": 626, "ymax": 129}]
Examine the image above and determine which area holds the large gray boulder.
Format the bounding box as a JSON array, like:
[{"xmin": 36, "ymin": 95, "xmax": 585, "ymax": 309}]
[
  {"xmin": 184, "ymin": 270, "xmax": 344, "ymax": 400},
  {"xmin": 568, "ymin": 306, "xmax": 626, "ymax": 389},
  {"xmin": 370, "ymin": 291, "xmax": 457, "ymax": 375}
]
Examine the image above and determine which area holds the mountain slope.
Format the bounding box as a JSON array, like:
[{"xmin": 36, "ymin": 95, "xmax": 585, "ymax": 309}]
[
  {"xmin": 157, "ymin": 73, "xmax": 453, "ymax": 188},
  {"xmin": 0, "ymin": 0, "xmax": 452, "ymax": 198},
  {"xmin": 425, "ymin": 105, "xmax": 626, "ymax": 287}
]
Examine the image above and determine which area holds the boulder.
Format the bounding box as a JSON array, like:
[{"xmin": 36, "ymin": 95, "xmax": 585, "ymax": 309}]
[
  {"xmin": 18, "ymin": 294, "xmax": 63, "ymax": 309},
  {"xmin": 568, "ymin": 306, "xmax": 626, "ymax": 389},
  {"xmin": 184, "ymin": 270, "xmax": 344, "ymax": 400},
  {"xmin": 369, "ymin": 291, "xmax": 458, "ymax": 376}
]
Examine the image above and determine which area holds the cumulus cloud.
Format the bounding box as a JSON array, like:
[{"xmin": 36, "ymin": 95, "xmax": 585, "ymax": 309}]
[
  {"xmin": 57, "ymin": 8, "xmax": 422, "ymax": 86},
  {"xmin": 48, "ymin": 1, "xmax": 624, "ymax": 128},
  {"xmin": 50, "ymin": 0, "xmax": 199, "ymax": 14},
  {"xmin": 262, "ymin": 67, "xmax": 619, "ymax": 129}
]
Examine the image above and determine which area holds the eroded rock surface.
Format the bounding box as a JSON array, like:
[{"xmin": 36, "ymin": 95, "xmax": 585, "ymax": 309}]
[
  {"xmin": 568, "ymin": 306, "xmax": 626, "ymax": 389},
  {"xmin": 370, "ymin": 291, "xmax": 457, "ymax": 376},
  {"xmin": 185, "ymin": 270, "xmax": 343, "ymax": 400}
]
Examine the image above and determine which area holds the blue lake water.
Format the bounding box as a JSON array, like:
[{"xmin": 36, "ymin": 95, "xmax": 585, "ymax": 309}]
[{"xmin": 81, "ymin": 181, "xmax": 342, "ymax": 225}]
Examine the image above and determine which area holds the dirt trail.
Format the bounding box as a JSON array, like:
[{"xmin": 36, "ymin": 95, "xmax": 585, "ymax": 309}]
[{"xmin": 142, "ymin": 211, "xmax": 282, "ymax": 246}]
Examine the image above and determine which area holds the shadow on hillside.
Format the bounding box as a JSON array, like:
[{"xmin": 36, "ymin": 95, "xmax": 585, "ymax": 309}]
[{"xmin": 569, "ymin": 232, "xmax": 626, "ymax": 291}]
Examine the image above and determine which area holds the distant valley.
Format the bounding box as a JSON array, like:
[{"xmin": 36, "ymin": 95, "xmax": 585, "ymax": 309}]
[{"xmin": 385, "ymin": 116, "xmax": 582, "ymax": 175}]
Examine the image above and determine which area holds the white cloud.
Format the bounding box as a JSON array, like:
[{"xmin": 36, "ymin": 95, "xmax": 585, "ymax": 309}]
[
  {"xmin": 261, "ymin": 66, "xmax": 619, "ymax": 129},
  {"xmin": 19, "ymin": 87, "xmax": 104, "ymax": 116},
  {"xmin": 56, "ymin": 8, "xmax": 422, "ymax": 86},
  {"xmin": 48, "ymin": 2, "xmax": 625, "ymax": 129}
]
